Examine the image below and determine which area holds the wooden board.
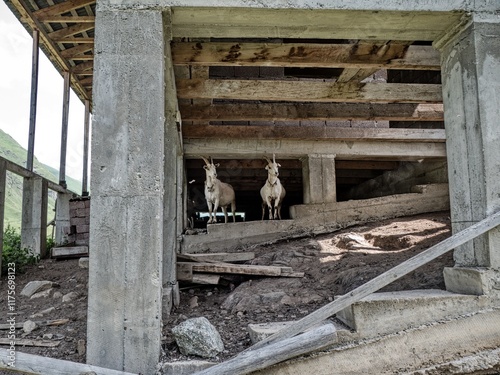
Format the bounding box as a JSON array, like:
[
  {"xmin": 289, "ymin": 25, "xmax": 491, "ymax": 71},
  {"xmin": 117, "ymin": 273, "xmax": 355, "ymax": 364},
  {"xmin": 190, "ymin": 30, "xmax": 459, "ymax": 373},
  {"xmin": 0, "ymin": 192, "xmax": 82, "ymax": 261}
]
[{"xmin": 179, "ymin": 252, "xmax": 255, "ymax": 263}]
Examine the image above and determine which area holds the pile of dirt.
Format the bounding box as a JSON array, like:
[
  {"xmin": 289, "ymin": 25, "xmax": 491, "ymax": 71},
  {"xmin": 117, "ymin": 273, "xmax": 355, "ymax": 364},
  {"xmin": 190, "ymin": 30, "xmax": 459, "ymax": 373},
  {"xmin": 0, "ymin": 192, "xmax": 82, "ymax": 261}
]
[{"xmin": 0, "ymin": 211, "xmax": 453, "ymax": 367}]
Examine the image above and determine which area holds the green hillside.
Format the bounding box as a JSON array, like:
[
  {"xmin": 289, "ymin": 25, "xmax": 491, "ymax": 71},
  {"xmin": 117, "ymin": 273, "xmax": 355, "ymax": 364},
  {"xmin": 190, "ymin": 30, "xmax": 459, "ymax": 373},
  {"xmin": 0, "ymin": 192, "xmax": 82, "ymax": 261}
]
[{"xmin": 0, "ymin": 129, "xmax": 82, "ymax": 229}]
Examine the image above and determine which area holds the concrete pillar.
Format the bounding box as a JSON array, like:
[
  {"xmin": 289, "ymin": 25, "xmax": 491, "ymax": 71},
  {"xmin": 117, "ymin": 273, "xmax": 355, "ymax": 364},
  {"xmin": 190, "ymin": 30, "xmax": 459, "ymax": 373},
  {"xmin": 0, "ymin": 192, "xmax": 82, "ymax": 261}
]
[
  {"xmin": 0, "ymin": 160, "xmax": 6, "ymax": 273},
  {"xmin": 302, "ymin": 154, "xmax": 337, "ymax": 204},
  {"xmin": 21, "ymin": 177, "xmax": 48, "ymax": 258},
  {"xmin": 87, "ymin": 8, "xmax": 165, "ymax": 374},
  {"xmin": 438, "ymin": 14, "xmax": 500, "ymax": 294},
  {"xmin": 54, "ymin": 192, "xmax": 71, "ymax": 245}
]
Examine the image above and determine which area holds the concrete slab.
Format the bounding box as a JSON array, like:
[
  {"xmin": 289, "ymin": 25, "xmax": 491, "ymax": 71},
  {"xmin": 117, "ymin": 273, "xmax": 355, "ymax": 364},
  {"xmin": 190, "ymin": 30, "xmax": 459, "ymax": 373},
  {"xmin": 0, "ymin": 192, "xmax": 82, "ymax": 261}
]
[
  {"xmin": 51, "ymin": 246, "xmax": 89, "ymax": 258},
  {"xmin": 157, "ymin": 360, "xmax": 215, "ymax": 375},
  {"xmin": 336, "ymin": 289, "xmax": 489, "ymax": 338}
]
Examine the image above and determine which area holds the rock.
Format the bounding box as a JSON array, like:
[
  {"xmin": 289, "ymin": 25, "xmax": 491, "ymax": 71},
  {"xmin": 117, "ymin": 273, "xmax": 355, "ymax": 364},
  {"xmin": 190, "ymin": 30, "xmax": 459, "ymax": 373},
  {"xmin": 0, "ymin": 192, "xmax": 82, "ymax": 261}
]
[
  {"xmin": 62, "ymin": 292, "xmax": 78, "ymax": 303},
  {"xmin": 20, "ymin": 281, "xmax": 54, "ymax": 298},
  {"xmin": 53, "ymin": 291, "xmax": 63, "ymax": 299},
  {"xmin": 30, "ymin": 306, "xmax": 55, "ymax": 319},
  {"xmin": 157, "ymin": 360, "xmax": 215, "ymax": 375},
  {"xmin": 78, "ymin": 257, "xmax": 89, "ymax": 269},
  {"xmin": 23, "ymin": 320, "xmax": 37, "ymax": 334},
  {"xmin": 189, "ymin": 296, "xmax": 199, "ymax": 308},
  {"xmin": 43, "ymin": 333, "xmax": 54, "ymax": 340},
  {"xmin": 77, "ymin": 339, "xmax": 86, "ymax": 356},
  {"xmin": 30, "ymin": 289, "xmax": 53, "ymax": 299},
  {"xmin": 172, "ymin": 317, "xmax": 224, "ymax": 358}
]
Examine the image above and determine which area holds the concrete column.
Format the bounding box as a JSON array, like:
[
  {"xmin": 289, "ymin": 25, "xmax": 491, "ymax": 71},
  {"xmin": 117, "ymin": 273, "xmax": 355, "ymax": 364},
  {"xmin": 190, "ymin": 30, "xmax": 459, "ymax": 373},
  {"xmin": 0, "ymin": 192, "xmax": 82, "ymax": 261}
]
[
  {"xmin": 0, "ymin": 160, "xmax": 6, "ymax": 273},
  {"xmin": 302, "ymin": 154, "xmax": 337, "ymax": 204},
  {"xmin": 54, "ymin": 192, "xmax": 72, "ymax": 245},
  {"xmin": 438, "ymin": 14, "xmax": 500, "ymax": 294},
  {"xmin": 87, "ymin": 8, "xmax": 165, "ymax": 374},
  {"xmin": 21, "ymin": 177, "xmax": 48, "ymax": 258}
]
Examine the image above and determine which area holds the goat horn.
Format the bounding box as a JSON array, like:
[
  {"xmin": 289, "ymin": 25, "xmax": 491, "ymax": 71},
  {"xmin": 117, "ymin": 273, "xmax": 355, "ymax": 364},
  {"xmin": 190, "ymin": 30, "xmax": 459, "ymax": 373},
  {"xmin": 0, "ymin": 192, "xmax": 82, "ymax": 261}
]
[
  {"xmin": 201, "ymin": 156, "xmax": 210, "ymax": 165},
  {"xmin": 273, "ymin": 153, "xmax": 276, "ymax": 163}
]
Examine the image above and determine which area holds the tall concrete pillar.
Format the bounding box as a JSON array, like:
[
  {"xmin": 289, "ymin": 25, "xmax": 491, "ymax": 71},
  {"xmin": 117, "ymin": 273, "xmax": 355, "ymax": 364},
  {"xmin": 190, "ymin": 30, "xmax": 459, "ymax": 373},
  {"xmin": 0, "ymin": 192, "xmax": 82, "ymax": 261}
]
[
  {"xmin": 54, "ymin": 192, "xmax": 72, "ymax": 245},
  {"xmin": 87, "ymin": 7, "xmax": 166, "ymax": 374},
  {"xmin": 21, "ymin": 177, "xmax": 48, "ymax": 258},
  {"xmin": 302, "ymin": 154, "xmax": 337, "ymax": 204},
  {"xmin": 438, "ymin": 14, "xmax": 500, "ymax": 294}
]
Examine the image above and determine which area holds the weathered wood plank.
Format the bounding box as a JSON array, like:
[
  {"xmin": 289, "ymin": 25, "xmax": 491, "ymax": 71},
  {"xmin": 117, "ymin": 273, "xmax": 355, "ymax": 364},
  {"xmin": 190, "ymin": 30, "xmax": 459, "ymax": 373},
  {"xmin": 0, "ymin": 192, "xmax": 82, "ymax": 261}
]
[
  {"xmin": 176, "ymin": 79, "xmax": 443, "ymax": 103},
  {"xmin": 60, "ymin": 44, "xmax": 93, "ymax": 59},
  {"xmin": 0, "ymin": 338, "xmax": 60, "ymax": 347},
  {"xmin": 192, "ymin": 273, "xmax": 221, "ymax": 285},
  {"xmin": 0, "ymin": 348, "xmax": 138, "ymax": 375},
  {"xmin": 251, "ymin": 210, "xmax": 500, "ymax": 350},
  {"xmin": 183, "ymin": 124, "xmax": 446, "ymax": 142},
  {"xmin": 171, "ymin": 42, "xmax": 440, "ymax": 70},
  {"xmin": 177, "ymin": 262, "xmax": 295, "ymax": 277},
  {"xmin": 37, "ymin": 15, "xmax": 95, "ymax": 23},
  {"xmin": 32, "ymin": 0, "xmax": 95, "ymax": 19},
  {"xmin": 177, "ymin": 263, "xmax": 193, "ymax": 281},
  {"xmin": 179, "ymin": 103, "xmax": 444, "ymax": 122},
  {"xmin": 48, "ymin": 23, "xmax": 95, "ymax": 41},
  {"xmin": 180, "ymin": 252, "xmax": 255, "ymax": 263},
  {"xmin": 0, "ymin": 319, "xmax": 69, "ymax": 330},
  {"xmin": 194, "ymin": 323, "xmax": 337, "ymax": 375}
]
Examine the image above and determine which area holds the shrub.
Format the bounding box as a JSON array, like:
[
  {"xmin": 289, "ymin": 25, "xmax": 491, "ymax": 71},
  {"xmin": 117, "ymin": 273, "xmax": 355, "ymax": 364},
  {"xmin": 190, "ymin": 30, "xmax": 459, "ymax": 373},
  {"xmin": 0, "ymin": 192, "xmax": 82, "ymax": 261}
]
[{"xmin": 1, "ymin": 226, "xmax": 39, "ymax": 275}]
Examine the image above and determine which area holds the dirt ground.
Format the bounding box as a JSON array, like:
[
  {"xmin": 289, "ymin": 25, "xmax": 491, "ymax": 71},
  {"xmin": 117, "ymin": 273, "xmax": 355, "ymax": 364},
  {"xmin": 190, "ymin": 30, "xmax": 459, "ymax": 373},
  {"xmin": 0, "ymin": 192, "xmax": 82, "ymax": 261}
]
[{"xmin": 0, "ymin": 211, "xmax": 453, "ymax": 369}]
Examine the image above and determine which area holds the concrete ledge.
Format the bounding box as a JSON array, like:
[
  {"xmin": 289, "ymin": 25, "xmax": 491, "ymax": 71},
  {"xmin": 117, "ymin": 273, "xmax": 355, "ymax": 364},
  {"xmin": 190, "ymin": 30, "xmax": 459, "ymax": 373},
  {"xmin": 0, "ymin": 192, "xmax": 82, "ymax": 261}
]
[
  {"xmin": 157, "ymin": 360, "xmax": 215, "ymax": 375},
  {"xmin": 256, "ymin": 308, "xmax": 500, "ymax": 375},
  {"xmin": 444, "ymin": 266, "xmax": 499, "ymax": 295},
  {"xmin": 181, "ymin": 184, "xmax": 449, "ymax": 253},
  {"xmin": 51, "ymin": 246, "xmax": 89, "ymax": 258},
  {"xmin": 336, "ymin": 289, "xmax": 488, "ymax": 338}
]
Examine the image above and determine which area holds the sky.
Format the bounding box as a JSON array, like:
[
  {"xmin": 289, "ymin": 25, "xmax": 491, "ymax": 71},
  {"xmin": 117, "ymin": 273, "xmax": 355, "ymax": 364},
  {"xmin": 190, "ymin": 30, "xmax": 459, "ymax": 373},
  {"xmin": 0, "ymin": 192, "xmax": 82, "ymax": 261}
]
[{"xmin": 0, "ymin": 1, "xmax": 87, "ymax": 183}]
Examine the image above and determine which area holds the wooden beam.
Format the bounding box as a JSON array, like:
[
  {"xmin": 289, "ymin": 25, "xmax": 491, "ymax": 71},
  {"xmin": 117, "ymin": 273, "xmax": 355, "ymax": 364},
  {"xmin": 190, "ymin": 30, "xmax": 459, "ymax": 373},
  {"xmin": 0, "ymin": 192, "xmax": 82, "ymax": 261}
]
[
  {"xmin": 179, "ymin": 103, "xmax": 444, "ymax": 122},
  {"xmin": 250, "ymin": 210, "xmax": 500, "ymax": 350},
  {"xmin": 183, "ymin": 124, "xmax": 446, "ymax": 142},
  {"xmin": 179, "ymin": 252, "xmax": 255, "ymax": 263},
  {"xmin": 0, "ymin": 348, "xmax": 138, "ymax": 375},
  {"xmin": 60, "ymin": 44, "xmax": 93, "ymax": 58},
  {"xmin": 53, "ymin": 36, "xmax": 94, "ymax": 43},
  {"xmin": 33, "ymin": 0, "xmax": 96, "ymax": 19},
  {"xmin": 183, "ymin": 138, "xmax": 447, "ymax": 160},
  {"xmin": 194, "ymin": 323, "xmax": 337, "ymax": 375},
  {"xmin": 171, "ymin": 42, "xmax": 440, "ymax": 70},
  {"xmin": 335, "ymin": 160, "xmax": 400, "ymax": 170},
  {"xmin": 71, "ymin": 61, "xmax": 93, "ymax": 74},
  {"xmin": 176, "ymin": 79, "xmax": 443, "ymax": 103},
  {"xmin": 37, "ymin": 15, "xmax": 95, "ymax": 23},
  {"xmin": 48, "ymin": 23, "xmax": 95, "ymax": 41}
]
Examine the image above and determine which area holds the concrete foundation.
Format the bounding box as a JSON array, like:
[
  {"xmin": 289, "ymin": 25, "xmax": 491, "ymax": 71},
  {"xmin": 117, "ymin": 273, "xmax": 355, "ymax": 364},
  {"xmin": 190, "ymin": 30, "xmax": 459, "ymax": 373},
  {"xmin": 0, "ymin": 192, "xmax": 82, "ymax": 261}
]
[
  {"xmin": 54, "ymin": 192, "xmax": 71, "ymax": 245},
  {"xmin": 302, "ymin": 154, "xmax": 336, "ymax": 204},
  {"xmin": 21, "ymin": 177, "xmax": 48, "ymax": 258}
]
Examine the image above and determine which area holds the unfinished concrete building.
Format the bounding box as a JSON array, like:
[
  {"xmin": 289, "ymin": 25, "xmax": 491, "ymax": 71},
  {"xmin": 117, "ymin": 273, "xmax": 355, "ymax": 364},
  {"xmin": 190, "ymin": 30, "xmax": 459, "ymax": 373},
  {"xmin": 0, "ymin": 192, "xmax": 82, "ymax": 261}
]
[{"xmin": 2, "ymin": 0, "xmax": 500, "ymax": 374}]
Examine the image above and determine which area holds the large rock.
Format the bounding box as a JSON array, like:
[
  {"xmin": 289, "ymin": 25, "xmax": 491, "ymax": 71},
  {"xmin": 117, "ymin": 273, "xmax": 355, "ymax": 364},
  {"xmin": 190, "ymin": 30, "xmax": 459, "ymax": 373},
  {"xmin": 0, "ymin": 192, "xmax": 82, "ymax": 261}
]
[
  {"xmin": 172, "ymin": 317, "xmax": 224, "ymax": 358},
  {"xmin": 20, "ymin": 281, "xmax": 54, "ymax": 298}
]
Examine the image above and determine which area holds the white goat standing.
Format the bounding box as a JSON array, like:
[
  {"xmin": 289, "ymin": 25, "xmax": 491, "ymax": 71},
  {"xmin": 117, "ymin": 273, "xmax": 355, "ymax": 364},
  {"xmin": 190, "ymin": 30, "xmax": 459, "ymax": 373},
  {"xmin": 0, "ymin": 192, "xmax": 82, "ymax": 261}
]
[
  {"xmin": 202, "ymin": 157, "xmax": 236, "ymax": 224},
  {"xmin": 260, "ymin": 154, "xmax": 286, "ymax": 220}
]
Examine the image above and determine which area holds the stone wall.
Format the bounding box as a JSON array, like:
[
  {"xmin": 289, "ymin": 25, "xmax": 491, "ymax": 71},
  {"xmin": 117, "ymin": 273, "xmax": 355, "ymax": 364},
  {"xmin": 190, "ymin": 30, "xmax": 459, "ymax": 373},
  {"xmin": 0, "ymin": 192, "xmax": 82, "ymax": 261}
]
[{"xmin": 67, "ymin": 197, "xmax": 90, "ymax": 246}]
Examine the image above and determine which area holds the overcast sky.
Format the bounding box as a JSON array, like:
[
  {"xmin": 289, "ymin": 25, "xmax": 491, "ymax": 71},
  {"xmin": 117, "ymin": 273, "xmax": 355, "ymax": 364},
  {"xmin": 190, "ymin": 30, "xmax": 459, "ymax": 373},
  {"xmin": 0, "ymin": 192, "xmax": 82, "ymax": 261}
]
[{"xmin": 0, "ymin": 1, "xmax": 87, "ymax": 183}]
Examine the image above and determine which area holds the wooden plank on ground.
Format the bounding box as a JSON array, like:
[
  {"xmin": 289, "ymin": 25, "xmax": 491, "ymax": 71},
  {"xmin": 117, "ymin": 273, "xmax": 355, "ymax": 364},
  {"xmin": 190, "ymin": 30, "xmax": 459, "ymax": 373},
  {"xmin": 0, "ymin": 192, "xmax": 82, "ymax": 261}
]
[
  {"xmin": 192, "ymin": 273, "xmax": 221, "ymax": 285},
  {"xmin": 177, "ymin": 262, "xmax": 300, "ymax": 277},
  {"xmin": 251, "ymin": 210, "xmax": 500, "ymax": 350},
  {"xmin": 0, "ymin": 348, "xmax": 138, "ymax": 375},
  {"xmin": 51, "ymin": 246, "xmax": 88, "ymax": 258},
  {"xmin": 0, "ymin": 319, "xmax": 69, "ymax": 330},
  {"xmin": 194, "ymin": 323, "xmax": 337, "ymax": 375},
  {"xmin": 177, "ymin": 263, "xmax": 194, "ymax": 281},
  {"xmin": 0, "ymin": 338, "xmax": 60, "ymax": 347},
  {"xmin": 180, "ymin": 252, "xmax": 255, "ymax": 263}
]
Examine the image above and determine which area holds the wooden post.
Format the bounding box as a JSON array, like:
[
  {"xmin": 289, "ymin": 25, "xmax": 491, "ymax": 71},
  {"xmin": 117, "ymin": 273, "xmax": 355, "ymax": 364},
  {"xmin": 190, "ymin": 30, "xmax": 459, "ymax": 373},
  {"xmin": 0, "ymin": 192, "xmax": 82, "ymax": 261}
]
[
  {"xmin": 27, "ymin": 29, "xmax": 40, "ymax": 172},
  {"xmin": 0, "ymin": 160, "xmax": 6, "ymax": 274},
  {"xmin": 59, "ymin": 71, "xmax": 70, "ymax": 188},
  {"xmin": 82, "ymin": 99, "xmax": 90, "ymax": 196},
  {"xmin": 251, "ymin": 210, "xmax": 500, "ymax": 349}
]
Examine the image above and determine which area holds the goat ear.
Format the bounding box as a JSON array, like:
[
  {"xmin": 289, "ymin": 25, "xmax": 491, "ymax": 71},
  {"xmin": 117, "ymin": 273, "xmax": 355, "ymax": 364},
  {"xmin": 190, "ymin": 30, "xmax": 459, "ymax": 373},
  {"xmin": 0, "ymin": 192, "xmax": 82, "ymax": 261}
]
[
  {"xmin": 215, "ymin": 163, "xmax": 220, "ymax": 168},
  {"xmin": 277, "ymin": 163, "xmax": 281, "ymax": 167},
  {"xmin": 265, "ymin": 165, "xmax": 269, "ymax": 170},
  {"xmin": 203, "ymin": 165, "xmax": 208, "ymax": 170}
]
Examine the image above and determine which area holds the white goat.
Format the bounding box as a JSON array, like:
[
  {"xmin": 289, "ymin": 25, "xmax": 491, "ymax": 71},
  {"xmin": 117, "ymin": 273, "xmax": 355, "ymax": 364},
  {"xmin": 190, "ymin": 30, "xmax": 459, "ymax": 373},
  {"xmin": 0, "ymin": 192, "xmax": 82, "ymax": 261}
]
[
  {"xmin": 260, "ymin": 154, "xmax": 286, "ymax": 220},
  {"xmin": 202, "ymin": 157, "xmax": 236, "ymax": 224}
]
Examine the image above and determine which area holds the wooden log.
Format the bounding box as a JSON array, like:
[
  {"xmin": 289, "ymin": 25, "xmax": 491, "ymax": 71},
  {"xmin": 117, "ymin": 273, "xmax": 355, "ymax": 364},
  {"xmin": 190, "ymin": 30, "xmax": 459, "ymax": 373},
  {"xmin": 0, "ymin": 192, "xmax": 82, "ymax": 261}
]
[
  {"xmin": 184, "ymin": 262, "xmax": 288, "ymax": 277},
  {"xmin": 0, "ymin": 338, "xmax": 60, "ymax": 347},
  {"xmin": 0, "ymin": 348, "xmax": 138, "ymax": 375},
  {"xmin": 192, "ymin": 273, "xmax": 221, "ymax": 285},
  {"xmin": 180, "ymin": 252, "xmax": 255, "ymax": 263},
  {"xmin": 251, "ymin": 210, "xmax": 500, "ymax": 350},
  {"xmin": 193, "ymin": 323, "xmax": 337, "ymax": 375}
]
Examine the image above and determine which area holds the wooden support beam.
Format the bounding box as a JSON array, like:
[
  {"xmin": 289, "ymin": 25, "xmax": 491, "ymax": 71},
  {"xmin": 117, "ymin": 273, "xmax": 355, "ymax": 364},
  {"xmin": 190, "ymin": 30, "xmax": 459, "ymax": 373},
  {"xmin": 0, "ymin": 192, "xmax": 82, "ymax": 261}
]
[
  {"xmin": 251, "ymin": 210, "xmax": 500, "ymax": 350},
  {"xmin": 59, "ymin": 71, "xmax": 70, "ymax": 188},
  {"xmin": 48, "ymin": 23, "xmax": 95, "ymax": 41},
  {"xmin": 177, "ymin": 262, "xmax": 303, "ymax": 277},
  {"xmin": 183, "ymin": 124, "xmax": 446, "ymax": 142},
  {"xmin": 37, "ymin": 15, "xmax": 96, "ymax": 23},
  {"xmin": 71, "ymin": 61, "xmax": 93, "ymax": 74},
  {"xmin": 33, "ymin": 0, "xmax": 95, "ymax": 19},
  {"xmin": 27, "ymin": 28, "xmax": 40, "ymax": 172},
  {"xmin": 335, "ymin": 160, "xmax": 400, "ymax": 170},
  {"xmin": 176, "ymin": 79, "xmax": 443, "ymax": 103},
  {"xmin": 60, "ymin": 44, "xmax": 93, "ymax": 58},
  {"xmin": 82, "ymin": 99, "xmax": 90, "ymax": 196},
  {"xmin": 53, "ymin": 36, "xmax": 94, "ymax": 43},
  {"xmin": 179, "ymin": 103, "xmax": 444, "ymax": 122},
  {"xmin": 172, "ymin": 42, "xmax": 440, "ymax": 70}
]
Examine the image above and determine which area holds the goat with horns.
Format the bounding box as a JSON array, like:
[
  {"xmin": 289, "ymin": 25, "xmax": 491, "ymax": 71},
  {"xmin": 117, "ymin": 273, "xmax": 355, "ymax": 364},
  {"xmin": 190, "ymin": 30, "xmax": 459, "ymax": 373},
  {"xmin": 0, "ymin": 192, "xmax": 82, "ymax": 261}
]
[
  {"xmin": 260, "ymin": 154, "xmax": 286, "ymax": 220},
  {"xmin": 202, "ymin": 157, "xmax": 236, "ymax": 224}
]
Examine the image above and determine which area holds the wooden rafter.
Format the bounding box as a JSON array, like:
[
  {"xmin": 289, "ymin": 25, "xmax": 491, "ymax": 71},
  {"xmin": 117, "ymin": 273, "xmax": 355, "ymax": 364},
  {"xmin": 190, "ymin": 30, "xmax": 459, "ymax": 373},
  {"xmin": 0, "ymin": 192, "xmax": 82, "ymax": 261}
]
[
  {"xmin": 48, "ymin": 23, "xmax": 95, "ymax": 41},
  {"xmin": 177, "ymin": 79, "xmax": 443, "ymax": 103},
  {"xmin": 32, "ymin": 0, "xmax": 95, "ymax": 19},
  {"xmin": 60, "ymin": 44, "xmax": 93, "ymax": 58},
  {"xmin": 36, "ymin": 15, "xmax": 95, "ymax": 23}
]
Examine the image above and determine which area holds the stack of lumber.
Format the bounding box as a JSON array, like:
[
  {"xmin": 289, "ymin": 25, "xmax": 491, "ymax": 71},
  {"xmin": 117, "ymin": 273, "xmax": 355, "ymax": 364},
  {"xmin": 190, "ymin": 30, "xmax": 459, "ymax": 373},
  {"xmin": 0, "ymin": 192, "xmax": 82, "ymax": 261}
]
[{"xmin": 177, "ymin": 252, "xmax": 304, "ymax": 285}]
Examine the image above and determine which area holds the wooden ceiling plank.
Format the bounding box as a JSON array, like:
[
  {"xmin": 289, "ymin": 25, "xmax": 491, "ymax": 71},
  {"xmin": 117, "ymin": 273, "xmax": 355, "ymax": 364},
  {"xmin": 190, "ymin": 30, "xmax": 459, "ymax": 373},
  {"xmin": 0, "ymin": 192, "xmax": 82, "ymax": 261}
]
[
  {"xmin": 182, "ymin": 124, "xmax": 446, "ymax": 142},
  {"xmin": 71, "ymin": 61, "xmax": 93, "ymax": 73},
  {"xmin": 53, "ymin": 37, "xmax": 94, "ymax": 43},
  {"xmin": 61, "ymin": 44, "xmax": 93, "ymax": 58},
  {"xmin": 171, "ymin": 42, "xmax": 440, "ymax": 70},
  {"xmin": 176, "ymin": 79, "xmax": 443, "ymax": 103},
  {"xmin": 33, "ymin": 0, "xmax": 95, "ymax": 19},
  {"xmin": 179, "ymin": 103, "xmax": 444, "ymax": 121},
  {"xmin": 48, "ymin": 23, "xmax": 95, "ymax": 41},
  {"xmin": 335, "ymin": 160, "xmax": 400, "ymax": 170},
  {"xmin": 37, "ymin": 15, "xmax": 95, "ymax": 23}
]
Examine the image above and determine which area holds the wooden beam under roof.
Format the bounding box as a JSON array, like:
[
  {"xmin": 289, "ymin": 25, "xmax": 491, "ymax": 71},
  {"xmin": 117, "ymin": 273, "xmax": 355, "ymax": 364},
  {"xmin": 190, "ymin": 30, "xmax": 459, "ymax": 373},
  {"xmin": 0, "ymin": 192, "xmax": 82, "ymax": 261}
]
[
  {"xmin": 32, "ymin": 0, "xmax": 95, "ymax": 19},
  {"xmin": 36, "ymin": 15, "xmax": 95, "ymax": 23},
  {"xmin": 171, "ymin": 42, "xmax": 440, "ymax": 70},
  {"xmin": 176, "ymin": 79, "xmax": 443, "ymax": 103},
  {"xmin": 48, "ymin": 23, "xmax": 95, "ymax": 41},
  {"xmin": 52, "ymin": 36, "xmax": 94, "ymax": 43},
  {"xmin": 182, "ymin": 124, "xmax": 446, "ymax": 142},
  {"xmin": 60, "ymin": 44, "xmax": 93, "ymax": 58},
  {"xmin": 179, "ymin": 103, "xmax": 444, "ymax": 121}
]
